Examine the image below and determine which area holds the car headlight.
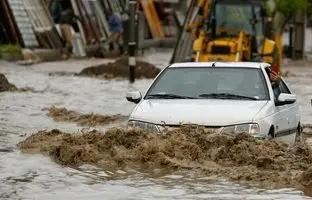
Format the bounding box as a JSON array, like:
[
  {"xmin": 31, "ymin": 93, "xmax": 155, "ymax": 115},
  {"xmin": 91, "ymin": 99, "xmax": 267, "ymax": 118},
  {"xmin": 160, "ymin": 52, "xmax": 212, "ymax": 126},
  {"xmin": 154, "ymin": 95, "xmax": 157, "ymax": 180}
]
[
  {"xmin": 127, "ymin": 120, "xmax": 164, "ymax": 132},
  {"xmin": 219, "ymin": 123, "xmax": 261, "ymax": 136}
]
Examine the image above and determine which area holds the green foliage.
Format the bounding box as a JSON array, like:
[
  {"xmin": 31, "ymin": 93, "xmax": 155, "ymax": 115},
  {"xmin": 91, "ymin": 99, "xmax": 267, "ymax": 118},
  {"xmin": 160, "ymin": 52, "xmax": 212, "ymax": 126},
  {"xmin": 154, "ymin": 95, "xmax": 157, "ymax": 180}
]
[
  {"xmin": 308, "ymin": 0, "xmax": 312, "ymax": 17},
  {"xmin": 0, "ymin": 44, "xmax": 22, "ymax": 58},
  {"xmin": 275, "ymin": 0, "xmax": 307, "ymax": 18},
  {"xmin": 263, "ymin": 0, "xmax": 275, "ymax": 15}
]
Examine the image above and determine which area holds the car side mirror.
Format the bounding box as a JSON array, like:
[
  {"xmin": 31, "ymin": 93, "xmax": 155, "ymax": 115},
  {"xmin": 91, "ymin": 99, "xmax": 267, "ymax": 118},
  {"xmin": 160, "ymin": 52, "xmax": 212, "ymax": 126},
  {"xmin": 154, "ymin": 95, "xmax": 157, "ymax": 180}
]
[
  {"xmin": 126, "ymin": 91, "xmax": 142, "ymax": 104},
  {"xmin": 275, "ymin": 93, "xmax": 296, "ymax": 106}
]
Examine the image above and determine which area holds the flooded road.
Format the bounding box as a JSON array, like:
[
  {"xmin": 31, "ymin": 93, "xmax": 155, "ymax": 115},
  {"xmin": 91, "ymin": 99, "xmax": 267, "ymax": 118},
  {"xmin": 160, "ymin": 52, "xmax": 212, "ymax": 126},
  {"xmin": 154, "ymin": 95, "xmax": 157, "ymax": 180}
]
[
  {"xmin": 1, "ymin": 50, "xmax": 312, "ymax": 199},
  {"xmin": 283, "ymin": 61, "xmax": 312, "ymax": 125}
]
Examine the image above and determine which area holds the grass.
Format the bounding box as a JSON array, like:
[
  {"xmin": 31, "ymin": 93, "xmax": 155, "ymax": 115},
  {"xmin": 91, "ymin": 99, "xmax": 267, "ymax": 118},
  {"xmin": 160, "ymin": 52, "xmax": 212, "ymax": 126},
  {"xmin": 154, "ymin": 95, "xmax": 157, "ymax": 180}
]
[{"xmin": 0, "ymin": 44, "xmax": 22, "ymax": 59}]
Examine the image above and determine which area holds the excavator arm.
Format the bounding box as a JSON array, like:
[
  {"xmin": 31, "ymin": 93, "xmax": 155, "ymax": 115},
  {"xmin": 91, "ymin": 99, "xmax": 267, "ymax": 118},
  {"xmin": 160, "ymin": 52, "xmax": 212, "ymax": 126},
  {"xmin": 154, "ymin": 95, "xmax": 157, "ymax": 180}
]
[{"xmin": 170, "ymin": 0, "xmax": 213, "ymax": 63}]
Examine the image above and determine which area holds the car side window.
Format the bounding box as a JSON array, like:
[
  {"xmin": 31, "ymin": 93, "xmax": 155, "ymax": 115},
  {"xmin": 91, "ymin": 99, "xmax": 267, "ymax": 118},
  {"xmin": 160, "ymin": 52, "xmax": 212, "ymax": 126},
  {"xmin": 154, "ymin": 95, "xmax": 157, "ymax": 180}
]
[
  {"xmin": 279, "ymin": 79, "xmax": 291, "ymax": 94},
  {"xmin": 273, "ymin": 84, "xmax": 281, "ymax": 100},
  {"xmin": 264, "ymin": 67, "xmax": 280, "ymax": 100}
]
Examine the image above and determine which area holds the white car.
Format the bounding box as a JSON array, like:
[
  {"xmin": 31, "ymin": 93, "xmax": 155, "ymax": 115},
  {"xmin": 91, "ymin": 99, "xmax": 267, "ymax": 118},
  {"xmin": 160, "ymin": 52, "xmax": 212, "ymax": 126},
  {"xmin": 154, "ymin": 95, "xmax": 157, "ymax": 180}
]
[{"xmin": 126, "ymin": 62, "xmax": 301, "ymax": 144}]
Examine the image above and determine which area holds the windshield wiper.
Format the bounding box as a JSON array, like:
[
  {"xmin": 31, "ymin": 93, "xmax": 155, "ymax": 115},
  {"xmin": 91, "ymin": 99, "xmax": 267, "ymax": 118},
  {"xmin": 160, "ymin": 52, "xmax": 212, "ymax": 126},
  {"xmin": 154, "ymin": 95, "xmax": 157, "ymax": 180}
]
[
  {"xmin": 146, "ymin": 93, "xmax": 196, "ymax": 99},
  {"xmin": 199, "ymin": 93, "xmax": 258, "ymax": 100}
]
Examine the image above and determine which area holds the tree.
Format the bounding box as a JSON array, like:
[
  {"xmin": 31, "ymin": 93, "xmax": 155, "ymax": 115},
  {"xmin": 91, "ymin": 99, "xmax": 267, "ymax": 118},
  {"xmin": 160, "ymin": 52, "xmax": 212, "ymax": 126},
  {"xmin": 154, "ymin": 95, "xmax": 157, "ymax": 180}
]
[
  {"xmin": 307, "ymin": 0, "xmax": 312, "ymax": 21},
  {"xmin": 275, "ymin": 0, "xmax": 307, "ymax": 19},
  {"xmin": 265, "ymin": 0, "xmax": 308, "ymax": 34}
]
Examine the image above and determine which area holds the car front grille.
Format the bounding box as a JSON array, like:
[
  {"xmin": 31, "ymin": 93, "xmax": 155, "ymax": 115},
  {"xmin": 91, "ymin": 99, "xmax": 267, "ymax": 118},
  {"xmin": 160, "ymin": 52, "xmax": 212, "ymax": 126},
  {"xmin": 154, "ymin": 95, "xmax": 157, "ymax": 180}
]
[{"xmin": 163, "ymin": 125, "xmax": 222, "ymax": 133}]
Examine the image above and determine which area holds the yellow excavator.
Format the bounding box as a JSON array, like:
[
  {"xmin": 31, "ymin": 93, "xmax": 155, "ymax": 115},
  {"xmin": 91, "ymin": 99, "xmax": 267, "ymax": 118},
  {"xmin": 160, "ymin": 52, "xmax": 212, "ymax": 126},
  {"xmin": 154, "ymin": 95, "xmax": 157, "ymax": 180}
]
[{"xmin": 171, "ymin": 0, "xmax": 282, "ymax": 73}]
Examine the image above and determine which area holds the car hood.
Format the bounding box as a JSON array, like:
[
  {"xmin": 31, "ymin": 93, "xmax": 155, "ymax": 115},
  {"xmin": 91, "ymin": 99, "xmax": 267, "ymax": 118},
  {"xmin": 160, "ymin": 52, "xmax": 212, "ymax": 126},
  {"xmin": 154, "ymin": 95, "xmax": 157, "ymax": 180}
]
[{"xmin": 130, "ymin": 99, "xmax": 268, "ymax": 126}]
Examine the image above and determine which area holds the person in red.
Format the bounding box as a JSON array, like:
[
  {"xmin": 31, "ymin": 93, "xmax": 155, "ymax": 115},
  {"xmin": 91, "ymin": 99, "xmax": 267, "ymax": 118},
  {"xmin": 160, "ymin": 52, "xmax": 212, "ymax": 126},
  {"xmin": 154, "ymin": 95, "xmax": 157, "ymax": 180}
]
[
  {"xmin": 265, "ymin": 66, "xmax": 281, "ymax": 87},
  {"xmin": 270, "ymin": 70, "xmax": 280, "ymax": 83}
]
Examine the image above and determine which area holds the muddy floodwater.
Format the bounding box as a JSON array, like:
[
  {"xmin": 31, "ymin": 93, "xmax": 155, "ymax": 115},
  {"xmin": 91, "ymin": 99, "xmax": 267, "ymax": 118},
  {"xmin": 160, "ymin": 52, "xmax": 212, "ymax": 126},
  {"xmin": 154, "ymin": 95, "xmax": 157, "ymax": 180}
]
[{"xmin": 1, "ymin": 50, "xmax": 312, "ymax": 200}]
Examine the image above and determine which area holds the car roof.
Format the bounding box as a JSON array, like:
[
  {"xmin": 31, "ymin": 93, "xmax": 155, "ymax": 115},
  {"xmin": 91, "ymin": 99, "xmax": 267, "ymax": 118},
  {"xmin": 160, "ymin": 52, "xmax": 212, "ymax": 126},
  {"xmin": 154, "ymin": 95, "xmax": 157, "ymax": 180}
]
[{"xmin": 168, "ymin": 62, "xmax": 270, "ymax": 69}]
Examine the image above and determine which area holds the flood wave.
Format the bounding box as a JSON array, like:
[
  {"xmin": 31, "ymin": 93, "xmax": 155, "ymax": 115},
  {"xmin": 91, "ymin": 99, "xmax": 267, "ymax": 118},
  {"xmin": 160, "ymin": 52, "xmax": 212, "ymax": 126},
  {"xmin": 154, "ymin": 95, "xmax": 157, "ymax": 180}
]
[
  {"xmin": 42, "ymin": 106, "xmax": 126, "ymax": 126},
  {"xmin": 18, "ymin": 126, "xmax": 312, "ymax": 194}
]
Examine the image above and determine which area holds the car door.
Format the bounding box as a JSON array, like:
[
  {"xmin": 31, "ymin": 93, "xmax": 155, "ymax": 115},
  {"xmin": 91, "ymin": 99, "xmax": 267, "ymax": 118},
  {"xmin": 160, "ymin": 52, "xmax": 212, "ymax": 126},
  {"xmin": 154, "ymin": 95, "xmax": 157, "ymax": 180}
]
[
  {"xmin": 278, "ymin": 79, "xmax": 298, "ymax": 134},
  {"xmin": 271, "ymin": 81, "xmax": 289, "ymax": 138}
]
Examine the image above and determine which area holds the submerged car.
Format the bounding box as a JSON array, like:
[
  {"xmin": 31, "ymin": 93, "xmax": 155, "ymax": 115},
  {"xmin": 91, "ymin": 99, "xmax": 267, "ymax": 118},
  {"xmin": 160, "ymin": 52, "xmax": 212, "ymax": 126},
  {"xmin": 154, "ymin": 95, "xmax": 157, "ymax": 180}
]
[{"xmin": 126, "ymin": 62, "xmax": 301, "ymax": 144}]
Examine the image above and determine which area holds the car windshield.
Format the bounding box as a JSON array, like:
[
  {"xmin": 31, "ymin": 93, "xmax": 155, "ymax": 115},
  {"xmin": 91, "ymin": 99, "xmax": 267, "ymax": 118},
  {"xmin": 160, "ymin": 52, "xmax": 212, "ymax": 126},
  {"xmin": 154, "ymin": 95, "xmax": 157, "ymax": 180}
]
[{"xmin": 145, "ymin": 67, "xmax": 269, "ymax": 100}]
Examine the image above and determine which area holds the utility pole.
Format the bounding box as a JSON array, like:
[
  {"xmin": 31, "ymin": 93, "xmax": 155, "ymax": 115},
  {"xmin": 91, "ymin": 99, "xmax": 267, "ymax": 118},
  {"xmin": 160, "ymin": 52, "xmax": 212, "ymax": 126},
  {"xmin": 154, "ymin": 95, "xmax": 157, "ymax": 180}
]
[{"xmin": 128, "ymin": 0, "xmax": 136, "ymax": 83}]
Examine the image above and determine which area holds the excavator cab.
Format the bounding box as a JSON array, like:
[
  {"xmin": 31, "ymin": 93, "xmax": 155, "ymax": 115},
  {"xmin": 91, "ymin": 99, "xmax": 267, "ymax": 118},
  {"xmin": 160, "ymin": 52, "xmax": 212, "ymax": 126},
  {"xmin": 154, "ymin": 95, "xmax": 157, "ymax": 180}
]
[{"xmin": 210, "ymin": 0, "xmax": 264, "ymax": 39}]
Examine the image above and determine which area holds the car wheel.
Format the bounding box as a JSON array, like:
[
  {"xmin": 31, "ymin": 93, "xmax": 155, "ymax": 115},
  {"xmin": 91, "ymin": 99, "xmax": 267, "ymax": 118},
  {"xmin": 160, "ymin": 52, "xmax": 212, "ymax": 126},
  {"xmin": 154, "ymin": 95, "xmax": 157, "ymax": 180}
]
[
  {"xmin": 267, "ymin": 127, "xmax": 274, "ymax": 140},
  {"xmin": 295, "ymin": 124, "xmax": 303, "ymax": 143}
]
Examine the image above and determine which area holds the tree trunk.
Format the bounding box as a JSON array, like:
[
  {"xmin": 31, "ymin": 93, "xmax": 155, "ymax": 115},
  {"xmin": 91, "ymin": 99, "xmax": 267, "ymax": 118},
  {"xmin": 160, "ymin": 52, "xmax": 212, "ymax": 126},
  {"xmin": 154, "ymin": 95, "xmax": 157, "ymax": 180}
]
[
  {"xmin": 272, "ymin": 11, "xmax": 286, "ymax": 35},
  {"xmin": 293, "ymin": 9, "xmax": 306, "ymax": 59}
]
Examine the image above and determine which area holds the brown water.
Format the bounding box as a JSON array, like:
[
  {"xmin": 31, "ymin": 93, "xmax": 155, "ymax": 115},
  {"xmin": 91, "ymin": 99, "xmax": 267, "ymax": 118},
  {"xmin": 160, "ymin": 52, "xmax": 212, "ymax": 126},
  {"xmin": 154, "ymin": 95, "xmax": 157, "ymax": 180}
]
[
  {"xmin": 16, "ymin": 127, "xmax": 312, "ymax": 193},
  {"xmin": 42, "ymin": 106, "xmax": 127, "ymax": 127},
  {"xmin": 1, "ymin": 51, "xmax": 312, "ymax": 199}
]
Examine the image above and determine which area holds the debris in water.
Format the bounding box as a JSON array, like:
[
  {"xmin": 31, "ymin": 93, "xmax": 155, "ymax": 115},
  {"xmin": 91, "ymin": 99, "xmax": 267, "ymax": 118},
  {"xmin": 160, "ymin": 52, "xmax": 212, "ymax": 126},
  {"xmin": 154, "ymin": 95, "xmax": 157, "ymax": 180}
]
[
  {"xmin": 16, "ymin": 87, "xmax": 35, "ymax": 92},
  {"xmin": 0, "ymin": 73, "xmax": 17, "ymax": 92},
  {"xmin": 0, "ymin": 147, "xmax": 14, "ymax": 153},
  {"xmin": 42, "ymin": 106, "xmax": 126, "ymax": 126},
  {"xmin": 18, "ymin": 126, "xmax": 312, "ymax": 194},
  {"xmin": 77, "ymin": 56, "xmax": 160, "ymax": 79},
  {"xmin": 48, "ymin": 72, "xmax": 76, "ymax": 77},
  {"xmin": 0, "ymin": 73, "xmax": 35, "ymax": 92}
]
